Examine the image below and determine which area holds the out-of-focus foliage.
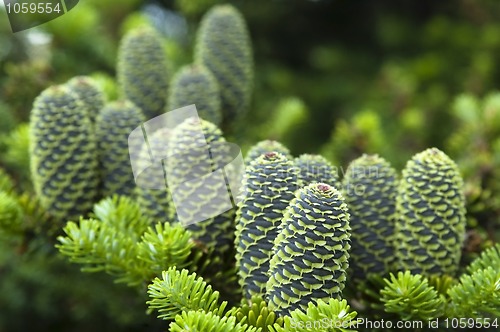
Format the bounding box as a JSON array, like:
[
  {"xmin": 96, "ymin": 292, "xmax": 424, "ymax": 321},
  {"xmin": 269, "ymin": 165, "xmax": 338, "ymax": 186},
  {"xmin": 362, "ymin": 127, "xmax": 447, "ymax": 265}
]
[
  {"xmin": 446, "ymin": 93, "xmax": 500, "ymax": 244},
  {"xmin": 0, "ymin": 123, "xmax": 30, "ymax": 187}
]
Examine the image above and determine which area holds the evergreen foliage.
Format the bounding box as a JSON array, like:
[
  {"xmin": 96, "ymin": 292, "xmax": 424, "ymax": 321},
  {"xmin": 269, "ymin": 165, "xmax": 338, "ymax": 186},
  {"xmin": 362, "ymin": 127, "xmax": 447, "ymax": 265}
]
[
  {"xmin": 235, "ymin": 152, "xmax": 297, "ymax": 299},
  {"xmin": 266, "ymin": 183, "xmax": 351, "ymax": 317},
  {"xmin": 0, "ymin": 190, "xmax": 24, "ymax": 235},
  {"xmin": 467, "ymin": 242, "xmax": 500, "ymax": 274},
  {"xmin": 377, "ymin": 244, "xmax": 500, "ymax": 322},
  {"xmin": 342, "ymin": 154, "xmax": 397, "ymax": 284},
  {"xmin": 195, "ymin": 4, "xmax": 253, "ymax": 124},
  {"xmin": 187, "ymin": 243, "xmax": 242, "ymax": 306},
  {"xmin": 95, "ymin": 100, "xmax": 145, "ymax": 197},
  {"xmin": 117, "ymin": 26, "xmax": 169, "ymax": 118},
  {"xmin": 380, "ymin": 271, "xmax": 445, "ymax": 321},
  {"xmin": 147, "ymin": 267, "xmax": 227, "ymax": 321},
  {"xmin": 57, "ymin": 196, "xmax": 193, "ymax": 286},
  {"xmin": 0, "ymin": 123, "xmax": 30, "ymax": 184},
  {"xmin": 235, "ymin": 296, "xmax": 284, "ymax": 331},
  {"xmin": 271, "ymin": 298, "xmax": 359, "ymax": 332},
  {"xmin": 322, "ymin": 110, "xmax": 387, "ymax": 167},
  {"xmin": 29, "ymin": 85, "xmax": 99, "ymax": 222},
  {"xmin": 447, "ymin": 266, "xmax": 500, "ymax": 318},
  {"xmin": 169, "ymin": 310, "xmax": 258, "ymax": 332},
  {"xmin": 263, "ymin": 97, "xmax": 309, "ymax": 150},
  {"xmin": 0, "ymin": 168, "xmax": 15, "ymax": 193},
  {"xmin": 395, "ymin": 148, "xmax": 466, "ymax": 277},
  {"xmin": 168, "ymin": 64, "xmax": 222, "ymax": 125},
  {"xmin": 447, "ymin": 93, "xmax": 500, "ymax": 235},
  {"xmin": 447, "ymin": 243, "xmax": 500, "ymax": 318}
]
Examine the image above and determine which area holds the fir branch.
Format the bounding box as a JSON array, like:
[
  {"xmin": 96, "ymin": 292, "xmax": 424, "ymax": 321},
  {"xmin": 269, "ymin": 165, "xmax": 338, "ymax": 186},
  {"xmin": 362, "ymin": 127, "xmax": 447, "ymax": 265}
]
[
  {"xmin": 447, "ymin": 266, "xmax": 500, "ymax": 318},
  {"xmin": 147, "ymin": 267, "xmax": 227, "ymax": 321},
  {"xmin": 235, "ymin": 296, "xmax": 284, "ymax": 331},
  {"xmin": 380, "ymin": 271, "xmax": 445, "ymax": 321},
  {"xmin": 169, "ymin": 310, "xmax": 258, "ymax": 332},
  {"xmin": 57, "ymin": 217, "xmax": 145, "ymax": 284},
  {"xmin": 136, "ymin": 222, "xmax": 193, "ymax": 275},
  {"xmin": 467, "ymin": 243, "xmax": 500, "ymax": 274},
  {"xmin": 57, "ymin": 196, "xmax": 193, "ymax": 286},
  {"xmin": 427, "ymin": 275, "xmax": 456, "ymax": 297},
  {"xmin": 271, "ymin": 298, "xmax": 359, "ymax": 332},
  {"xmin": 92, "ymin": 195, "xmax": 150, "ymax": 237}
]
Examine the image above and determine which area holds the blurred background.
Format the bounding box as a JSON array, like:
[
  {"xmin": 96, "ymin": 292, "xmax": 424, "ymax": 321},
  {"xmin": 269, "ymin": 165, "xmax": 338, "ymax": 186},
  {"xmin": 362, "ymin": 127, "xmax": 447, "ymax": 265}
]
[{"xmin": 1, "ymin": 0, "xmax": 499, "ymax": 331}]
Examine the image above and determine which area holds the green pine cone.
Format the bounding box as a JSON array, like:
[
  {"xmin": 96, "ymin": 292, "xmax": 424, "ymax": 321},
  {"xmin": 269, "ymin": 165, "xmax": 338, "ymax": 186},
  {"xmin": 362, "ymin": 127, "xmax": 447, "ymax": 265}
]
[
  {"xmin": 95, "ymin": 100, "xmax": 145, "ymax": 198},
  {"xmin": 294, "ymin": 153, "xmax": 339, "ymax": 188},
  {"xmin": 342, "ymin": 154, "xmax": 398, "ymax": 282},
  {"xmin": 166, "ymin": 117, "xmax": 234, "ymax": 253},
  {"xmin": 195, "ymin": 4, "xmax": 253, "ymax": 123},
  {"xmin": 29, "ymin": 85, "xmax": 99, "ymax": 221},
  {"xmin": 395, "ymin": 148, "xmax": 466, "ymax": 277},
  {"xmin": 244, "ymin": 140, "xmax": 292, "ymax": 164},
  {"xmin": 117, "ymin": 27, "xmax": 169, "ymax": 119},
  {"xmin": 135, "ymin": 127, "xmax": 173, "ymax": 223},
  {"xmin": 266, "ymin": 183, "xmax": 351, "ymax": 317},
  {"xmin": 66, "ymin": 76, "xmax": 105, "ymax": 123},
  {"xmin": 167, "ymin": 64, "xmax": 222, "ymax": 126},
  {"xmin": 235, "ymin": 152, "xmax": 297, "ymax": 299}
]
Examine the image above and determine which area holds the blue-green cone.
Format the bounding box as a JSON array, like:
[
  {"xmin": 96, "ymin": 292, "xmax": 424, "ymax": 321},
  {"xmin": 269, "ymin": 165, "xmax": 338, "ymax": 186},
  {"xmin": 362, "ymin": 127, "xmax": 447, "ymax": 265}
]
[
  {"xmin": 66, "ymin": 76, "xmax": 105, "ymax": 123},
  {"xmin": 29, "ymin": 85, "xmax": 99, "ymax": 221},
  {"xmin": 95, "ymin": 100, "xmax": 145, "ymax": 198},
  {"xmin": 195, "ymin": 4, "xmax": 253, "ymax": 123},
  {"xmin": 294, "ymin": 154, "xmax": 339, "ymax": 188},
  {"xmin": 167, "ymin": 64, "xmax": 222, "ymax": 126},
  {"xmin": 395, "ymin": 148, "xmax": 466, "ymax": 277},
  {"xmin": 135, "ymin": 127, "xmax": 173, "ymax": 223},
  {"xmin": 235, "ymin": 152, "xmax": 298, "ymax": 299},
  {"xmin": 166, "ymin": 117, "xmax": 234, "ymax": 253},
  {"xmin": 266, "ymin": 183, "xmax": 351, "ymax": 317},
  {"xmin": 117, "ymin": 27, "xmax": 169, "ymax": 119},
  {"xmin": 342, "ymin": 154, "xmax": 398, "ymax": 282},
  {"xmin": 244, "ymin": 140, "xmax": 292, "ymax": 164}
]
